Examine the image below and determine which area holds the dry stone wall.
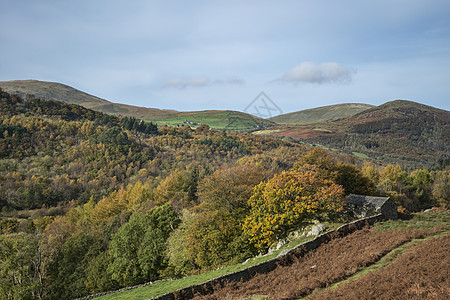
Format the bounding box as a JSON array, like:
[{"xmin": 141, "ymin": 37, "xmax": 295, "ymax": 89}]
[
  {"xmin": 152, "ymin": 214, "xmax": 384, "ymax": 300},
  {"xmin": 78, "ymin": 214, "xmax": 383, "ymax": 300}
]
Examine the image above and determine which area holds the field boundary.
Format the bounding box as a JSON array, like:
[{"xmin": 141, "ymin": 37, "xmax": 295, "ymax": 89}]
[
  {"xmin": 79, "ymin": 214, "xmax": 383, "ymax": 300},
  {"xmin": 326, "ymin": 229, "xmax": 449, "ymax": 292},
  {"xmin": 156, "ymin": 214, "xmax": 383, "ymax": 300}
]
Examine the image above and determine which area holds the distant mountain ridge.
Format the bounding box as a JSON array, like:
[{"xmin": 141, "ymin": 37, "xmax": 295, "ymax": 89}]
[
  {"xmin": 0, "ymin": 79, "xmax": 178, "ymax": 116},
  {"xmin": 0, "ymin": 79, "xmax": 109, "ymax": 106},
  {"xmin": 269, "ymin": 103, "xmax": 375, "ymax": 124},
  {"xmin": 0, "ymin": 80, "xmax": 274, "ymax": 131},
  {"xmin": 352, "ymin": 99, "xmax": 449, "ymax": 121},
  {"xmin": 263, "ymin": 99, "xmax": 450, "ymax": 167},
  {"xmin": 2, "ymin": 79, "xmax": 448, "ymax": 167}
]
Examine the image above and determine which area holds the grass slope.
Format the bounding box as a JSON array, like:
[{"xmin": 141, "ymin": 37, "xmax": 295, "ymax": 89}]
[
  {"xmin": 0, "ymin": 79, "xmax": 110, "ymax": 107},
  {"xmin": 310, "ymin": 226, "xmax": 449, "ymax": 299},
  {"xmin": 269, "ymin": 103, "xmax": 374, "ymax": 125},
  {"xmin": 0, "ymin": 79, "xmax": 176, "ymax": 117},
  {"xmin": 148, "ymin": 110, "xmax": 274, "ymax": 130},
  {"xmin": 94, "ymin": 211, "xmax": 448, "ymax": 300},
  {"xmin": 94, "ymin": 222, "xmax": 346, "ymax": 300},
  {"xmin": 191, "ymin": 213, "xmax": 447, "ymax": 300},
  {"xmin": 322, "ymin": 231, "xmax": 448, "ymax": 292},
  {"xmin": 0, "ymin": 80, "xmax": 274, "ymax": 131}
]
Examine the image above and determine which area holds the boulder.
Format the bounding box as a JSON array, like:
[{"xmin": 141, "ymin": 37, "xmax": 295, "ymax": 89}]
[{"xmin": 306, "ymin": 224, "xmax": 327, "ymax": 237}]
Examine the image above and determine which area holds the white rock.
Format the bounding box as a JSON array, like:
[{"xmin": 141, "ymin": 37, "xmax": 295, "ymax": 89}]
[{"xmin": 306, "ymin": 224, "xmax": 327, "ymax": 237}]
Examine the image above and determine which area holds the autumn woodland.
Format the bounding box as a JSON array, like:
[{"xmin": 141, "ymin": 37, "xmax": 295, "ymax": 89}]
[{"xmin": 0, "ymin": 89, "xmax": 448, "ymax": 299}]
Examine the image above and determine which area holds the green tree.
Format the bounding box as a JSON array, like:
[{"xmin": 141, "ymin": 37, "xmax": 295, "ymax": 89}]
[
  {"xmin": 165, "ymin": 210, "xmax": 197, "ymax": 277},
  {"xmin": 85, "ymin": 252, "xmax": 117, "ymax": 294},
  {"xmin": 409, "ymin": 169, "xmax": 434, "ymax": 209},
  {"xmin": 334, "ymin": 162, "xmax": 375, "ymax": 195},
  {"xmin": 0, "ymin": 219, "xmax": 19, "ymax": 234},
  {"xmin": 96, "ymin": 126, "xmax": 130, "ymax": 146},
  {"xmin": 46, "ymin": 233, "xmax": 104, "ymax": 299},
  {"xmin": 431, "ymin": 170, "xmax": 450, "ymax": 208},
  {"xmin": 0, "ymin": 233, "xmax": 41, "ymax": 300},
  {"xmin": 185, "ymin": 210, "xmax": 253, "ymax": 269},
  {"xmin": 180, "ymin": 164, "xmax": 271, "ymax": 269},
  {"xmin": 107, "ymin": 204, "xmax": 180, "ymax": 286}
]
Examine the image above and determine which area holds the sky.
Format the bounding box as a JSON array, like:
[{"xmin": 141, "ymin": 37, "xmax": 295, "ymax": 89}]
[{"xmin": 1, "ymin": 0, "xmax": 450, "ymax": 116}]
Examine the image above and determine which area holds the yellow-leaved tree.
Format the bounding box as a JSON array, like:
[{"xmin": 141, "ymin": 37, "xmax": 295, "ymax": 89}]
[{"xmin": 243, "ymin": 164, "xmax": 344, "ymax": 250}]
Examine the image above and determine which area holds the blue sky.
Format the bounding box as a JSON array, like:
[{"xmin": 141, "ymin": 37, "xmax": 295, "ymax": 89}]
[{"xmin": 1, "ymin": 0, "xmax": 449, "ymax": 115}]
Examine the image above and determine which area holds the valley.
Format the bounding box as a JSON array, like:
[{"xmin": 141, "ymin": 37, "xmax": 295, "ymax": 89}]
[{"xmin": 0, "ymin": 83, "xmax": 448, "ymax": 300}]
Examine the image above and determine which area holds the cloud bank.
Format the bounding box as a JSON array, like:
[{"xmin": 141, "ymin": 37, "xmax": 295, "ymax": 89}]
[
  {"xmin": 162, "ymin": 76, "xmax": 245, "ymax": 89},
  {"xmin": 277, "ymin": 62, "xmax": 357, "ymax": 85}
]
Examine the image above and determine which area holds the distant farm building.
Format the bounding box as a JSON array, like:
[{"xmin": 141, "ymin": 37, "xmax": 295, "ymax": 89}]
[{"xmin": 345, "ymin": 194, "xmax": 398, "ymax": 220}]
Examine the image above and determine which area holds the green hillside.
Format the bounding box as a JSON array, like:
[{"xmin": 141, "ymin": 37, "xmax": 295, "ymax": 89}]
[
  {"xmin": 269, "ymin": 103, "xmax": 374, "ymax": 124},
  {"xmin": 0, "ymin": 80, "xmax": 274, "ymax": 131},
  {"xmin": 148, "ymin": 110, "xmax": 273, "ymax": 130}
]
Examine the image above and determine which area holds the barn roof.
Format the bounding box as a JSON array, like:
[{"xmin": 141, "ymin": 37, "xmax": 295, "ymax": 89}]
[{"xmin": 345, "ymin": 194, "xmax": 390, "ymax": 208}]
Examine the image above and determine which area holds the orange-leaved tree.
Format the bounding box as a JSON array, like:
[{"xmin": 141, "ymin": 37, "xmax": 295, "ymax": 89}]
[{"xmin": 243, "ymin": 164, "xmax": 344, "ymax": 250}]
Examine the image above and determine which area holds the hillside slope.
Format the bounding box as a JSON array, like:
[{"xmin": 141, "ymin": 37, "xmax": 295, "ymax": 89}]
[
  {"xmin": 0, "ymin": 79, "xmax": 177, "ymax": 116},
  {"xmin": 0, "ymin": 80, "xmax": 274, "ymax": 131},
  {"xmin": 263, "ymin": 100, "xmax": 450, "ymax": 167},
  {"xmin": 269, "ymin": 103, "xmax": 374, "ymax": 124},
  {"xmin": 0, "ymin": 79, "xmax": 110, "ymax": 107},
  {"xmin": 0, "ymin": 90, "xmax": 288, "ymax": 210},
  {"xmin": 92, "ymin": 211, "xmax": 449, "ymax": 300}
]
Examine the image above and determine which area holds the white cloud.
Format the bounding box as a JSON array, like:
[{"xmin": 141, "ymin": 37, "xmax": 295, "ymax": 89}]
[
  {"xmin": 162, "ymin": 76, "xmax": 245, "ymax": 89},
  {"xmin": 189, "ymin": 77, "xmax": 210, "ymax": 87},
  {"xmin": 277, "ymin": 62, "xmax": 357, "ymax": 85},
  {"xmin": 213, "ymin": 77, "xmax": 246, "ymax": 86}
]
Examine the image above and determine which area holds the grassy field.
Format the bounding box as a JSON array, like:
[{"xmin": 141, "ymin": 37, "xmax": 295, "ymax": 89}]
[
  {"xmin": 352, "ymin": 152, "xmax": 370, "ymax": 158},
  {"xmin": 147, "ymin": 110, "xmax": 275, "ymax": 131},
  {"xmin": 252, "ymin": 129, "xmax": 283, "ymax": 135}
]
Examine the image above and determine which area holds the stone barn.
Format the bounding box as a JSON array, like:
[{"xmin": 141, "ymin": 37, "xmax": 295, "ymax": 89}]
[{"xmin": 345, "ymin": 194, "xmax": 398, "ymax": 220}]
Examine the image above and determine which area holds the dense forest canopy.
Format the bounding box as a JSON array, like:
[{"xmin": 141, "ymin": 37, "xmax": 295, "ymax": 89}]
[{"xmin": 0, "ymin": 89, "xmax": 448, "ymax": 299}]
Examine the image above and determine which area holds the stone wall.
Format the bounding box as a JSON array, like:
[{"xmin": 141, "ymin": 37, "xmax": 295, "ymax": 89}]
[
  {"xmin": 380, "ymin": 200, "xmax": 398, "ymax": 220},
  {"xmin": 78, "ymin": 214, "xmax": 383, "ymax": 300},
  {"xmin": 151, "ymin": 214, "xmax": 384, "ymax": 300},
  {"xmin": 76, "ymin": 281, "xmax": 160, "ymax": 300}
]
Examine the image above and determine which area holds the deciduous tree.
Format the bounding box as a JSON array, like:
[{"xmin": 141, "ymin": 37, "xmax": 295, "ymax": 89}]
[
  {"xmin": 107, "ymin": 204, "xmax": 180, "ymax": 286},
  {"xmin": 243, "ymin": 165, "xmax": 344, "ymax": 250}
]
